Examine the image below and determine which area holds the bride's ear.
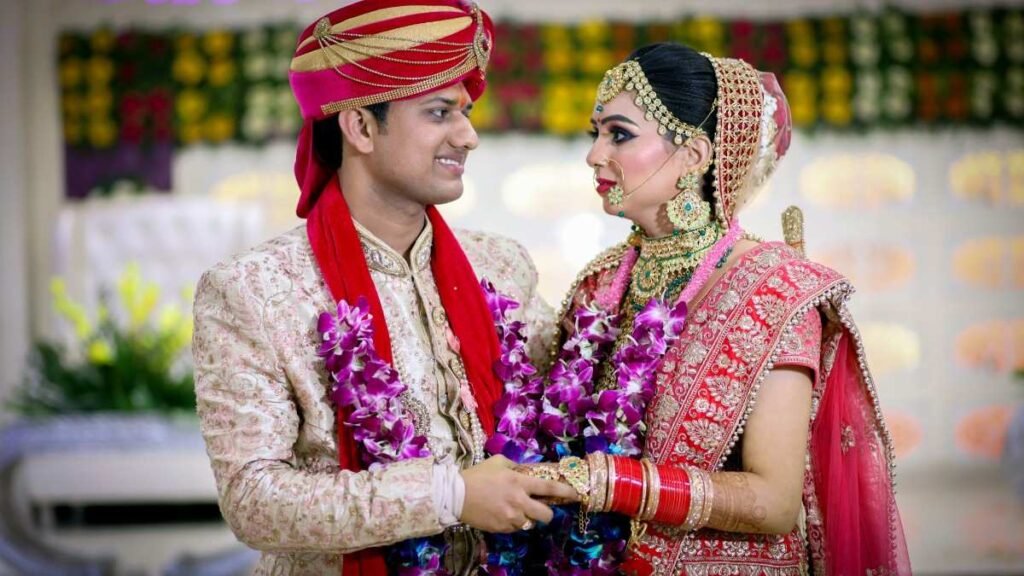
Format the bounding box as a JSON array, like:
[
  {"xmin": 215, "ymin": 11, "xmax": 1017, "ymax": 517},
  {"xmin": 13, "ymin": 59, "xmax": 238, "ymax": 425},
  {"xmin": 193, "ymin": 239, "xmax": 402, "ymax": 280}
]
[{"xmin": 679, "ymin": 135, "xmax": 713, "ymax": 174}]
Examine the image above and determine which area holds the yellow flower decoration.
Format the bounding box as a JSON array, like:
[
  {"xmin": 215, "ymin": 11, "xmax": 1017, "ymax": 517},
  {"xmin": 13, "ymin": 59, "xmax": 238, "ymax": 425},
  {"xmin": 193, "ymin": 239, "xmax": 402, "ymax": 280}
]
[
  {"xmin": 581, "ymin": 49, "xmax": 613, "ymax": 77},
  {"xmin": 50, "ymin": 279, "xmax": 92, "ymax": 339},
  {"xmin": 786, "ymin": 20, "xmax": 815, "ymax": 41},
  {"xmin": 790, "ymin": 42, "xmax": 817, "ymax": 68},
  {"xmin": 208, "ymin": 59, "xmax": 236, "ymax": 87},
  {"xmin": 88, "ymin": 119, "xmax": 117, "ymax": 148},
  {"xmin": 689, "ymin": 17, "xmax": 724, "ymax": 53},
  {"xmin": 204, "ymin": 114, "xmax": 236, "ymax": 143},
  {"xmin": 172, "ymin": 51, "xmax": 206, "ymax": 86},
  {"xmin": 823, "ymin": 99, "xmax": 852, "ymax": 126},
  {"xmin": 90, "ymin": 29, "xmax": 116, "ymax": 53},
  {"xmin": 544, "ymin": 48, "xmax": 574, "ymax": 74},
  {"xmin": 542, "ymin": 25, "xmax": 571, "ymax": 48},
  {"xmin": 822, "ymin": 18, "xmax": 845, "ymax": 37},
  {"xmin": 823, "ymin": 40, "xmax": 848, "ymax": 65},
  {"xmin": 176, "ymin": 33, "xmax": 198, "ymax": 51},
  {"xmin": 543, "ymin": 82, "xmax": 588, "ymax": 135},
  {"xmin": 158, "ymin": 306, "xmax": 193, "ymax": 355},
  {"xmin": 59, "ymin": 59, "xmax": 83, "ymax": 89},
  {"xmin": 822, "ymin": 67, "xmax": 852, "ymax": 94},
  {"xmin": 469, "ymin": 91, "xmax": 496, "ymax": 131},
  {"xmin": 63, "ymin": 94, "xmax": 83, "ymax": 117},
  {"xmin": 87, "ymin": 57, "xmax": 115, "ymax": 86},
  {"xmin": 176, "ymin": 89, "xmax": 208, "ymax": 122},
  {"xmin": 87, "ymin": 89, "xmax": 113, "ymax": 116},
  {"xmin": 87, "ymin": 340, "xmax": 114, "ymax": 365},
  {"xmin": 203, "ymin": 30, "xmax": 234, "ymax": 57},
  {"xmin": 577, "ymin": 20, "xmax": 610, "ymax": 46},
  {"xmin": 791, "ymin": 100, "xmax": 817, "ymax": 127},
  {"xmin": 63, "ymin": 120, "xmax": 83, "ymax": 145},
  {"xmin": 179, "ymin": 123, "xmax": 204, "ymax": 145},
  {"xmin": 784, "ymin": 71, "xmax": 816, "ymax": 99},
  {"xmin": 117, "ymin": 263, "xmax": 161, "ymax": 331}
]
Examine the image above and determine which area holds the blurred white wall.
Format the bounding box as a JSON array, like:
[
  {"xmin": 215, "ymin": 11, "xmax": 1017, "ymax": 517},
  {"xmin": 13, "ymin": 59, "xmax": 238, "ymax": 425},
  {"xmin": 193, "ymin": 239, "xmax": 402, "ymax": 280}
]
[{"xmin": 0, "ymin": 0, "xmax": 29, "ymax": 423}]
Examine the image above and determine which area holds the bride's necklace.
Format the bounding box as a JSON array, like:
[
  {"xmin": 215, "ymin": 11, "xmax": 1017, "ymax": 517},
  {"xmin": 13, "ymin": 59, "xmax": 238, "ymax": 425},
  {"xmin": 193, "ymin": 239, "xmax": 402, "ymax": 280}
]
[{"xmin": 626, "ymin": 221, "xmax": 724, "ymax": 315}]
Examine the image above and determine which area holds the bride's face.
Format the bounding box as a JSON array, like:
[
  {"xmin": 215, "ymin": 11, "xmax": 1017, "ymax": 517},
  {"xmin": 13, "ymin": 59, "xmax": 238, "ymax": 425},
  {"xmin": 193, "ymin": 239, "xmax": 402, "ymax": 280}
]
[
  {"xmin": 586, "ymin": 92, "xmax": 712, "ymax": 236},
  {"xmin": 586, "ymin": 93, "xmax": 683, "ymax": 234}
]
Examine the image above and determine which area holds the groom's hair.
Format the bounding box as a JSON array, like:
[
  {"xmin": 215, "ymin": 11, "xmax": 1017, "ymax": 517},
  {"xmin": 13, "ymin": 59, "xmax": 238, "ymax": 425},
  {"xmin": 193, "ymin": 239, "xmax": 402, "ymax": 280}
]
[{"xmin": 312, "ymin": 102, "xmax": 390, "ymax": 170}]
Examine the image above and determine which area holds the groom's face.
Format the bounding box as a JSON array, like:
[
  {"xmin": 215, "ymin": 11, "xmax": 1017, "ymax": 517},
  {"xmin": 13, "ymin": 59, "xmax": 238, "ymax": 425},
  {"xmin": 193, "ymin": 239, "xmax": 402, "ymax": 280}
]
[{"xmin": 364, "ymin": 83, "xmax": 480, "ymax": 209}]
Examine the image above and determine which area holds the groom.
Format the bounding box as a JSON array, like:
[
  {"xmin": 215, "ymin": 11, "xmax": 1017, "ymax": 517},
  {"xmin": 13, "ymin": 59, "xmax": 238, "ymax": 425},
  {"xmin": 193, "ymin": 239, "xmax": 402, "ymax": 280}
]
[{"xmin": 192, "ymin": 1, "xmax": 572, "ymax": 574}]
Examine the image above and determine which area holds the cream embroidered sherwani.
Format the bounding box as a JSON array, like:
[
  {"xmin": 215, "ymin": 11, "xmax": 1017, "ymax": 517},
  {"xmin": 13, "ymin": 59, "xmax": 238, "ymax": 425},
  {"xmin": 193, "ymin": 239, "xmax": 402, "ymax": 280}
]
[{"xmin": 192, "ymin": 221, "xmax": 555, "ymax": 575}]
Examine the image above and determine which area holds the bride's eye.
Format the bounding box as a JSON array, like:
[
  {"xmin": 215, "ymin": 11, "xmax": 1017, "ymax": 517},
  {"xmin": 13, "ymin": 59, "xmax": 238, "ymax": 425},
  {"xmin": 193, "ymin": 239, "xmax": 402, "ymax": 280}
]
[{"xmin": 610, "ymin": 127, "xmax": 635, "ymax": 144}]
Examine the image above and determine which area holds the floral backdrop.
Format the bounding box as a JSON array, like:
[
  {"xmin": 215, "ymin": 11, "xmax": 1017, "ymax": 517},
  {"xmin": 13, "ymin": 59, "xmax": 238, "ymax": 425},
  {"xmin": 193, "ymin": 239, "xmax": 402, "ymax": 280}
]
[{"xmin": 57, "ymin": 7, "xmax": 1024, "ymax": 198}]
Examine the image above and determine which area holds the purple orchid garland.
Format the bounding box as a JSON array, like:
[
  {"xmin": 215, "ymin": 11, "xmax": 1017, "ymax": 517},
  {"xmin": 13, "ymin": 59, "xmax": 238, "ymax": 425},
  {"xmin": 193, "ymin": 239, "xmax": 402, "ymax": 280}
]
[
  {"xmin": 316, "ymin": 281, "xmax": 689, "ymax": 575},
  {"xmin": 481, "ymin": 279, "xmax": 545, "ymax": 465},
  {"xmin": 317, "ymin": 280, "xmax": 549, "ymax": 575},
  {"xmin": 480, "ymin": 279, "xmax": 548, "ymax": 575},
  {"xmin": 539, "ymin": 297, "xmax": 689, "ymax": 575},
  {"xmin": 317, "ymin": 296, "xmax": 441, "ymax": 575}
]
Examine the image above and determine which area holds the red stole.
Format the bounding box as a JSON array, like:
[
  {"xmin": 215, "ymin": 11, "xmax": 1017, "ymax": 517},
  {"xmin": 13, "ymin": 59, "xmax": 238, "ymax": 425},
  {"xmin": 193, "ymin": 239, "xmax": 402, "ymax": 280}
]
[{"xmin": 306, "ymin": 175, "xmax": 501, "ymax": 575}]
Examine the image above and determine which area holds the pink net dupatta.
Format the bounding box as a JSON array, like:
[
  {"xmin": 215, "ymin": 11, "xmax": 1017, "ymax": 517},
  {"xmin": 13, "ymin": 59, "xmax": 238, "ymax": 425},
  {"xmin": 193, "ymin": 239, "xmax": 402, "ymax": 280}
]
[{"xmin": 811, "ymin": 332, "xmax": 912, "ymax": 575}]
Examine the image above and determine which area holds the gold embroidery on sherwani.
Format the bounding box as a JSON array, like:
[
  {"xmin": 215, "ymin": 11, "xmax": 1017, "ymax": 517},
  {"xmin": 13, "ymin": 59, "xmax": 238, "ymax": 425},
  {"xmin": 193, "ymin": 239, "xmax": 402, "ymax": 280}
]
[{"xmin": 193, "ymin": 223, "xmax": 555, "ymax": 576}]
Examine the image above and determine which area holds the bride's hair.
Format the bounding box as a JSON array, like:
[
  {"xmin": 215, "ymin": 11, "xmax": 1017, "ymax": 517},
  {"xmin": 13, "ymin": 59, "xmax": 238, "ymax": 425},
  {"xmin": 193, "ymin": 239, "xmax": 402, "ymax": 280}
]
[{"xmin": 627, "ymin": 42, "xmax": 719, "ymax": 206}]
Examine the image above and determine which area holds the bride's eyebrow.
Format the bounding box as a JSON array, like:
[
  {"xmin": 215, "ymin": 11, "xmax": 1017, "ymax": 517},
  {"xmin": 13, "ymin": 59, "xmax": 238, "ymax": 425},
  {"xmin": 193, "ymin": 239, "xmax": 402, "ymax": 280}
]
[{"xmin": 598, "ymin": 114, "xmax": 639, "ymax": 127}]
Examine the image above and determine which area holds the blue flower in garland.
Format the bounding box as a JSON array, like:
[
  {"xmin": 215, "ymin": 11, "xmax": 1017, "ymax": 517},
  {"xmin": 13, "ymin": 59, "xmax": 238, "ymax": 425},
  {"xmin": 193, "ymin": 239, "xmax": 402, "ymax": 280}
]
[{"xmin": 388, "ymin": 535, "xmax": 448, "ymax": 575}]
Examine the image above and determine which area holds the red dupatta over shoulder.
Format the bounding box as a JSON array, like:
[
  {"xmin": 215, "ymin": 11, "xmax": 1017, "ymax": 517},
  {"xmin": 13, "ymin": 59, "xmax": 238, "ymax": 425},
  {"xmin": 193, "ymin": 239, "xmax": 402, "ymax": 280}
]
[{"xmin": 305, "ymin": 176, "xmax": 502, "ymax": 576}]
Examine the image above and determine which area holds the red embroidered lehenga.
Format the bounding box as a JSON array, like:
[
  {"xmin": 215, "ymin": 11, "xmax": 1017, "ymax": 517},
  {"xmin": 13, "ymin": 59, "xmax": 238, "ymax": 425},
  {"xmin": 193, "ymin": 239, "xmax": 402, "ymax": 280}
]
[{"xmin": 551, "ymin": 56, "xmax": 912, "ymax": 575}]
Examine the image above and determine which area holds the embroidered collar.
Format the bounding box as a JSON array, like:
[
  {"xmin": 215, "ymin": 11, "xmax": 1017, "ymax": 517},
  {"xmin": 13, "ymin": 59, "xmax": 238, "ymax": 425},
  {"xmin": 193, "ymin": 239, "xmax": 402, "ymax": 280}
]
[{"xmin": 354, "ymin": 218, "xmax": 433, "ymax": 277}]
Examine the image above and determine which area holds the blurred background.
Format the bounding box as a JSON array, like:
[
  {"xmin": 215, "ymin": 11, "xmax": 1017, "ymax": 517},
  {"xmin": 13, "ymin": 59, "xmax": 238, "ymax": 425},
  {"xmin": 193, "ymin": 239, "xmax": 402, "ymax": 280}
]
[{"xmin": 0, "ymin": 0, "xmax": 1022, "ymax": 574}]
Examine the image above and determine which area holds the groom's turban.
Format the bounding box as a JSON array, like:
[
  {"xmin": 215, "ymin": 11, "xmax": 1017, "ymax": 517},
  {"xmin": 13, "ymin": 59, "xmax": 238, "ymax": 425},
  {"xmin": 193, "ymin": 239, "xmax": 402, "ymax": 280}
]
[
  {"xmin": 290, "ymin": 0, "xmax": 494, "ymax": 120},
  {"xmin": 289, "ymin": 0, "xmax": 494, "ymax": 216}
]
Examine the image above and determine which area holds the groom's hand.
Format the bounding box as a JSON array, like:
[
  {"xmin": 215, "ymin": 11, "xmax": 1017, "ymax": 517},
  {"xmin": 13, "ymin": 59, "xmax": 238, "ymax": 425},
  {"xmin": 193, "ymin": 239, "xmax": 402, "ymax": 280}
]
[{"xmin": 459, "ymin": 455, "xmax": 579, "ymax": 533}]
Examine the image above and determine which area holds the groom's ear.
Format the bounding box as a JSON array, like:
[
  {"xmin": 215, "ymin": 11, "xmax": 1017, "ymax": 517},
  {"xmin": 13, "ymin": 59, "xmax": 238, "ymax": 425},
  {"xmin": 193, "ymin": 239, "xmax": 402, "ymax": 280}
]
[{"xmin": 338, "ymin": 108, "xmax": 376, "ymax": 155}]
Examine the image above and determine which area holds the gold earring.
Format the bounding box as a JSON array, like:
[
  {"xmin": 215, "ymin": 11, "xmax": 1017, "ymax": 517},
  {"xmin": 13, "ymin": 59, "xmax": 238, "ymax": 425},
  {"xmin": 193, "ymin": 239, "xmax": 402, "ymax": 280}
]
[{"xmin": 667, "ymin": 168, "xmax": 711, "ymax": 231}]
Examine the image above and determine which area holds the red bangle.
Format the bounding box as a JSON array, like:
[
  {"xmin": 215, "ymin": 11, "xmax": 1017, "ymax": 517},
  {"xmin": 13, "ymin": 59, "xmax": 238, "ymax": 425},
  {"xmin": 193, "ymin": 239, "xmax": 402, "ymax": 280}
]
[
  {"xmin": 653, "ymin": 466, "xmax": 692, "ymax": 525},
  {"xmin": 609, "ymin": 457, "xmax": 644, "ymax": 516}
]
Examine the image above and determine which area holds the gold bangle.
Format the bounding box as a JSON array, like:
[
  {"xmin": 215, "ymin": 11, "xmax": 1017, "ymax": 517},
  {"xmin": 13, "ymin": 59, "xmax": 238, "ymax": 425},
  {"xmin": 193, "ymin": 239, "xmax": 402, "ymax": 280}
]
[
  {"xmin": 697, "ymin": 470, "xmax": 714, "ymax": 530},
  {"xmin": 683, "ymin": 467, "xmax": 704, "ymax": 531},
  {"xmin": 606, "ymin": 455, "xmax": 618, "ymax": 513},
  {"xmin": 637, "ymin": 459, "xmax": 649, "ymax": 519},
  {"xmin": 640, "ymin": 459, "xmax": 660, "ymax": 522},
  {"xmin": 586, "ymin": 452, "xmax": 609, "ymax": 513}
]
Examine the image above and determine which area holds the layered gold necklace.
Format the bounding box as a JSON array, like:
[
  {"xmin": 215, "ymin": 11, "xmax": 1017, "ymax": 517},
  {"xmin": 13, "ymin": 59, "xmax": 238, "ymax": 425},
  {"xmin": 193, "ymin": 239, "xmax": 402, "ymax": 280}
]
[
  {"xmin": 593, "ymin": 222, "xmax": 725, "ymax": 393},
  {"xmin": 626, "ymin": 221, "xmax": 724, "ymax": 314}
]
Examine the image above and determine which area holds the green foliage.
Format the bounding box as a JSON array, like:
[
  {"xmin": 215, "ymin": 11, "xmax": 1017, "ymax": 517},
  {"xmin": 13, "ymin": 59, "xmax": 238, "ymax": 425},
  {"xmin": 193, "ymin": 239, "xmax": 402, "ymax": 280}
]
[{"xmin": 9, "ymin": 265, "xmax": 195, "ymax": 416}]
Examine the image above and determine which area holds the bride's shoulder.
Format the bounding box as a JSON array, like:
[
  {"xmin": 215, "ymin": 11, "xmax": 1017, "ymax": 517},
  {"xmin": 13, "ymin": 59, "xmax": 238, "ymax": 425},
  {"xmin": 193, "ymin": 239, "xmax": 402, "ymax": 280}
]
[{"xmin": 577, "ymin": 241, "xmax": 632, "ymax": 280}]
